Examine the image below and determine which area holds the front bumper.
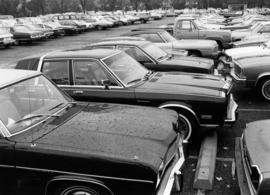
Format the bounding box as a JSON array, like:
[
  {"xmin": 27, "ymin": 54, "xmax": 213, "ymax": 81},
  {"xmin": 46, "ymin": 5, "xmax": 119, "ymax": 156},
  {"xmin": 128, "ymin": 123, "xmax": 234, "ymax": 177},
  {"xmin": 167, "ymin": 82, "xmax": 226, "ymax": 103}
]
[
  {"xmin": 224, "ymin": 94, "xmax": 238, "ymax": 124},
  {"xmin": 156, "ymin": 141, "xmax": 185, "ymax": 195},
  {"xmin": 235, "ymin": 137, "xmax": 254, "ymax": 195}
]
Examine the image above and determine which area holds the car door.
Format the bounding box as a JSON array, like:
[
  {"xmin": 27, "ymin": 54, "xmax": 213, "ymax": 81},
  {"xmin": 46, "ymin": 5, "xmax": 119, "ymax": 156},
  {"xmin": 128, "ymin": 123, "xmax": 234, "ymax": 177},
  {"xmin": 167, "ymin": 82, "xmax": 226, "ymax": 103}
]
[
  {"xmin": 70, "ymin": 59, "xmax": 135, "ymax": 104},
  {"xmin": 175, "ymin": 20, "xmax": 199, "ymax": 39},
  {"xmin": 0, "ymin": 128, "xmax": 16, "ymax": 194}
]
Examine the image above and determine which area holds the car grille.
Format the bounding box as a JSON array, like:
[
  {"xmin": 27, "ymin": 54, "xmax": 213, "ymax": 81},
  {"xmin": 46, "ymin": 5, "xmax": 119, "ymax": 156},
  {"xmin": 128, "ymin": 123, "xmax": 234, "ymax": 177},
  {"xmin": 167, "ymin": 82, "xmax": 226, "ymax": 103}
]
[{"xmin": 242, "ymin": 137, "xmax": 261, "ymax": 192}]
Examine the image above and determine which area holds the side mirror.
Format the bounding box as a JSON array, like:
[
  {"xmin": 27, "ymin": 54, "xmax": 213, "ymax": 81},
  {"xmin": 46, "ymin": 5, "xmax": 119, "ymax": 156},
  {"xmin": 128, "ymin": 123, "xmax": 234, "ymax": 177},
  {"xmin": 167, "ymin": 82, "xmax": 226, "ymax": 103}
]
[{"xmin": 101, "ymin": 79, "xmax": 110, "ymax": 90}]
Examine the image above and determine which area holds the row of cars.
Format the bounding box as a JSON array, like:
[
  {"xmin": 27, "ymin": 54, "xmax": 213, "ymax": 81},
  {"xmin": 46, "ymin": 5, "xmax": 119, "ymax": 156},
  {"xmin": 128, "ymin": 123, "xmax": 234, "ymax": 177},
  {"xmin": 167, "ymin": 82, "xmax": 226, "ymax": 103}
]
[
  {"xmin": 170, "ymin": 10, "xmax": 270, "ymax": 195},
  {"xmin": 1, "ymin": 9, "xmax": 270, "ymax": 195},
  {"xmin": 0, "ymin": 10, "xmax": 167, "ymax": 49}
]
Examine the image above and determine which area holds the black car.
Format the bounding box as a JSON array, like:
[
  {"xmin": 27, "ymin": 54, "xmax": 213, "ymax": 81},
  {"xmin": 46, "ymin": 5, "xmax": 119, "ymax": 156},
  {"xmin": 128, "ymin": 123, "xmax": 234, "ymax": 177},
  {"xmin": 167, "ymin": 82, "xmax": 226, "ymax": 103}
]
[
  {"xmin": 85, "ymin": 40, "xmax": 219, "ymax": 75},
  {"xmin": 15, "ymin": 49, "xmax": 238, "ymax": 141},
  {"xmin": 0, "ymin": 69, "xmax": 185, "ymax": 195}
]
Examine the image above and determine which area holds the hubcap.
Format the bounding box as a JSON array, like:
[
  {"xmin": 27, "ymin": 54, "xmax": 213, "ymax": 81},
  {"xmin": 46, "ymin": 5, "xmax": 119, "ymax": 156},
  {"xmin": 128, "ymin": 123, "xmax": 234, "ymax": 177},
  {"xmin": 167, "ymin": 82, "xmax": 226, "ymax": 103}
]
[
  {"xmin": 62, "ymin": 186, "xmax": 97, "ymax": 195},
  {"xmin": 262, "ymin": 80, "xmax": 270, "ymax": 100}
]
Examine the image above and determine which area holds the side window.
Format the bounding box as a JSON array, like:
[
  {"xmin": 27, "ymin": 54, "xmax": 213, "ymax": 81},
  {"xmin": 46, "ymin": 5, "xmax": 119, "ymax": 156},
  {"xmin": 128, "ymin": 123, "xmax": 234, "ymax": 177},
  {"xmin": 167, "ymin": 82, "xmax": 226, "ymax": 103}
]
[
  {"xmin": 73, "ymin": 60, "xmax": 117, "ymax": 86},
  {"xmin": 92, "ymin": 45, "xmax": 114, "ymax": 49},
  {"xmin": 137, "ymin": 34, "xmax": 163, "ymax": 43},
  {"xmin": 118, "ymin": 46, "xmax": 152, "ymax": 64},
  {"xmin": 181, "ymin": 21, "xmax": 191, "ymax": 30},
  {"xmin": 41, "ymin": 60, "xmax": 70, "ymax": 85},
  {"xmin": 16, "ymin": 58, "xmax": 39, "ymax": 70}
]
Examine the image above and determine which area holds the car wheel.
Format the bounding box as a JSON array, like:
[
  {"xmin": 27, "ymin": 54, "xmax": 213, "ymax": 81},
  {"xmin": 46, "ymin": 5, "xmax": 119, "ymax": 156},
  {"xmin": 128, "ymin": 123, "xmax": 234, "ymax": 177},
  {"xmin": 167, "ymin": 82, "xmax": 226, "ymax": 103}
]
[
  {"xmin": 55, "ymin": 184, "xmax": 110, "ymax": 195},
  {"xmin": 178, "ymin": 113, "xmax": 194, "ymax": 141},
  {"xmin": 260, "ymin": 78, "xmax": 270, "ymax": 100}
]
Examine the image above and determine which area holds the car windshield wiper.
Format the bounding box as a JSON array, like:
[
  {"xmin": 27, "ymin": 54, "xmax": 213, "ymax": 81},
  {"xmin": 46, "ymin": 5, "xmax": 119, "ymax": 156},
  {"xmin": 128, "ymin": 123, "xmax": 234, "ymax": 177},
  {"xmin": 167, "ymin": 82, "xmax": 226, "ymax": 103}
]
[
  {"xmin": 15, "ymin": 114, "xmax": 60, "ymax": 124},
  {"xmin": 127, "ymin": 78, "xmax": 142, "ymax": 85},
  {"xmin": 49, "ymin": 102, "xmax": 65, "ymax": 111}
]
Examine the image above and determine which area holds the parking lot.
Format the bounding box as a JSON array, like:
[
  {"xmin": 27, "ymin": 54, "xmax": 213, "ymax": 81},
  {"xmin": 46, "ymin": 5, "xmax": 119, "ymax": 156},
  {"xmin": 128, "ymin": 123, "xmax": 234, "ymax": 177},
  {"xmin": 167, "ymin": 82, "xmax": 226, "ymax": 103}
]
[{"xmin": 1, "ymin": 16, "xmax": 269, "ymax": 194}]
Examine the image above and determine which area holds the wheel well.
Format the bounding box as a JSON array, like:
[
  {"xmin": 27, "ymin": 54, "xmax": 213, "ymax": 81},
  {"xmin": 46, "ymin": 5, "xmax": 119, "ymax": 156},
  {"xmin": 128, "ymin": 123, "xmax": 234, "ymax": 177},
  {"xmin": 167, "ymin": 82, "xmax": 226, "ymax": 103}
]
[
  {"xmin": 216, "ymin": 40, "xmax": 223, "ymax": 50},
  {"xmin": 256, "ymin": 75, "xmax": 270, "ymax": 88},
  {"xmin": 46, "ymin": 177, "xmax": 113, "ymax": 195},
  {"xmin": 188, "ymin": 50, "xmax": 202, "ymax": 57},
  {"xmin": 159, "ymin": 105, "xmax": 200, "ymax": 126}
]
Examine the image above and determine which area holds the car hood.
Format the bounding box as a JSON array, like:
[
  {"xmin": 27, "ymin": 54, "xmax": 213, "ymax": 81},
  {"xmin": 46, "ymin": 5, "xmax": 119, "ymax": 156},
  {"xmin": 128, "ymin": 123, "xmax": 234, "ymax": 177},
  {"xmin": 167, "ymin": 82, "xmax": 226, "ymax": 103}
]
[
  {"xmin": 225, "ymin": 46, "xmax": 270, "ymax": 60},
  {"xmin": 161, "ymin": 55, "xmax": 214, "ymax": 71},
  {"xmin": 136, "ymin": 72, "xmax": 229, "ymax": 102},
  {"xmin": 173, "ymin": 39, "xmax": 217, "ymax": 49},
  {"xmin": 15, "ymin": 103, "xmax": 179, "ymax": 172},
  {"xmin": 244, "ymin": 120, "xmax": 270, "ymax": 173}
]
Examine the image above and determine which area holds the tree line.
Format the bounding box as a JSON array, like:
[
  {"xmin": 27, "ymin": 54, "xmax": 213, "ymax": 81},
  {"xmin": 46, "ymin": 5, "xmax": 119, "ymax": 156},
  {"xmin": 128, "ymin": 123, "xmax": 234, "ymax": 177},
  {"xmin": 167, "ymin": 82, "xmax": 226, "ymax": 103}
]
[{"xmin": 0, "ymin": 0, "xmax": 270, "ymax": 17}]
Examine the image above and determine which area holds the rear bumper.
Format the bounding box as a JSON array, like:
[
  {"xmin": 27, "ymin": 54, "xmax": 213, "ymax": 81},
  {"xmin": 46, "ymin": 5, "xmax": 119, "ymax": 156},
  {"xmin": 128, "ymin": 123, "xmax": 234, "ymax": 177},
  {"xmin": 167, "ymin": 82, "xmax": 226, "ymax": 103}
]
[
  {"xmin": 156, "ymin": 142, "xmax": 185, "ymax": 195},
  {"xmin": 235, "ymin": 137, "xmax": 254, "ymax": 195}
]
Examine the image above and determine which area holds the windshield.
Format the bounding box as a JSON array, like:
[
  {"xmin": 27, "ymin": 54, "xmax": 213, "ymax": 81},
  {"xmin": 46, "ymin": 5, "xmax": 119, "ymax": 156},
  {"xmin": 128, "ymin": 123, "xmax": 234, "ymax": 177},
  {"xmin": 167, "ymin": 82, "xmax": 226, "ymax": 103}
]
[
  {"xmin": 142, "ymin": 43, "xmax": 168, "ymax": 62},
  {"xmin": 160, "ymin": 31, "xmax": 176, "ymax": 42},
  {"xmin": 0, "ymin": 75, "xmax": 69, "ymax": 135},
  {"xmin": 251, "ymin": 23, "xmax": 263, "ymax": 32},
  {"xmin": 102, "ymin": 52, "xmax": 148, "ymax": 86}
]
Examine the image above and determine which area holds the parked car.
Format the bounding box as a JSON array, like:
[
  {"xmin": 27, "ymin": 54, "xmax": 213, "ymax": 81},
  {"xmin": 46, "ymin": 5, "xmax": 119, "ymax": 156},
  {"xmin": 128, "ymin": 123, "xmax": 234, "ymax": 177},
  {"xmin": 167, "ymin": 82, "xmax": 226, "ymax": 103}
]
[
  {"xmin": 235, "ymin": 119, "xmax": 270, "ymax": 195},
  {"xmin": 173, "ymin": 17, "xmax": 232, "ymax": 49},
  {"xmin": 0, "ymin": 69, "xmax": 185, "ymax": 195},
  {"xmin": 122, "ymin": 29, "xmax": 221, "ymax": 58},
  {"xmin": 10, "ymin": 25, "xmax": 45, "ymax": 43},
  {"xmin": 86, "ymin": 40, "xmax": 218, "ymax": 75},
  {"xmin": 15, "ymin": 49, "xmax": 238, "ymax": 141},
  {"xmin": 0, "ymin": 27, "xmax": 15, "ymax": 48},
  {"xmin": 220, "ymin": 51, "xmax": 270, "ymax": 100}
]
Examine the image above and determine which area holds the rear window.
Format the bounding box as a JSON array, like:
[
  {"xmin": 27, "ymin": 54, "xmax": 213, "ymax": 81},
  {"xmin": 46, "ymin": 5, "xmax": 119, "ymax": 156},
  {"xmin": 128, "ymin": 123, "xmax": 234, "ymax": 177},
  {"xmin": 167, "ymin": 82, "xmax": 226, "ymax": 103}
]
[{"xmin": 16, "ymin": 58, "xmax": 39, "ymax": 70}]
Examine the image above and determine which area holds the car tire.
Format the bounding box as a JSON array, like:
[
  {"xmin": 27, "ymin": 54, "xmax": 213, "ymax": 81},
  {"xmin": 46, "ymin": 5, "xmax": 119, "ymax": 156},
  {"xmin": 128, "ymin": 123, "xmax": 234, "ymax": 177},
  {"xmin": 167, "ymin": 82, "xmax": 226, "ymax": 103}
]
[
  {"xmin": 259, "ymin": 78, "xmax": 270, "ymax": 100},
  {"xmin": 54, "ymin": 184, "xmax": 110, "ymax": 195}
]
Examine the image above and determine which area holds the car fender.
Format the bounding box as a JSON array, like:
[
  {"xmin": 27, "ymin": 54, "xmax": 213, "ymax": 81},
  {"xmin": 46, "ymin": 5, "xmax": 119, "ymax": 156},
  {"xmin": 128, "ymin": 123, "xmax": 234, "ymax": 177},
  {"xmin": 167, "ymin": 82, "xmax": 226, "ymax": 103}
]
[
  {"xmin": 255, "ymin": 72, "xmax": 270, "ymax": 87},
  {"xmin": 158, "ymin": 101, "xmax": 200, "ymax": 125},
  {"xmin": 205, "ymin": 37, "xmax": 225, "ymax": 47},
  {"xmin": 45, "ymin": 175, "xmax": 114, "ymax": 195}
]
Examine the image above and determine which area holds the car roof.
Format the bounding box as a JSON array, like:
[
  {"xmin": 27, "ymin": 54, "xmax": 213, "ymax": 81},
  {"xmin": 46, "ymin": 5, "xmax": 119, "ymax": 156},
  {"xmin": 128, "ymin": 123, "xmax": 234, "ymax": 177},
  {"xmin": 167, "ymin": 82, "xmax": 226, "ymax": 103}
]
[
  {"xmin": 91, "ymin": 40, "xmax": 150, "ymax": 47},
  {"xmin": 43, "ymin": 49, "xmax": 121, "ymax": 60},
  {"xmin": 124, "ymin": 29, "xmax": 166, "ymax": 35},
  {"xmin": 0, "ymin": 69, "xmax": 41, "ymax": 88}
]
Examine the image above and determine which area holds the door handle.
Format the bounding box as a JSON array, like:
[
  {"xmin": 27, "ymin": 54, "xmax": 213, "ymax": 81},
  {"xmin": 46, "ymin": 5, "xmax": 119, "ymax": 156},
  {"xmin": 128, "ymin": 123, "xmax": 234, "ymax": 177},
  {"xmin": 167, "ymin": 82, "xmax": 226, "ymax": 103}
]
[{"xmin": 73, "ymin": 90, "xmax": 83, "ymax": 94}]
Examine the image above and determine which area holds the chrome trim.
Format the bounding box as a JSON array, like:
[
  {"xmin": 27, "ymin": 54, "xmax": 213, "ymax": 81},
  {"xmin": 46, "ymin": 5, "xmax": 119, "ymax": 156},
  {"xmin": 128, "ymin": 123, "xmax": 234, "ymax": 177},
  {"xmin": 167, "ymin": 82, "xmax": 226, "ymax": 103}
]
[
  {"xmin": 240, "ymin": 136, "xmax": 263, "ymax": 195},
  {"xmin": 230, "ymin": 72, "xmax": 247, "ymax": 82},
  {"xmin": 70, "ymin": 85, "xmax": 123, "ymax": 89},
  {"xmin": 15, "ymin": 166, "xmax": 154, "ymax": 184},
  {"xmin": 0, "ymin": 164, "xmax": 15, "ymax": 168},
  {"xmin": 158, "ymin": 104, "xmax": 200, "ymax": 125},
  {"xmin": 156, "ymin": 144, "xmax": 185, "ymax": 195},
  {"xmin": 224, "ymin": 94, "xmax": 238, "ymax": 123},
  {"xmin": 46, "ymin": 177, "xmax": 114, "ymax": 195},
  {"xmin": 200, "ymin": 124, "xmax": 219, "ymax": 128}
]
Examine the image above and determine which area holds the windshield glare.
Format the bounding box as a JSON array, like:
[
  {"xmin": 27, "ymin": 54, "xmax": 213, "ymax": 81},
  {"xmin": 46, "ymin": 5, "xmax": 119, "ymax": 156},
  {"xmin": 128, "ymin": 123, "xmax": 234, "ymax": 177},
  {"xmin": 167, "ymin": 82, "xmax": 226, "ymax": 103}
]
[
  {"xmin": 102, "ymin": 52, "xmax": 148, "ymax": 85},
  {"xmin": 0, "ymin": 75, "xmax": 69, "ymax": 135},
  {"xmin": 142, "ymin": 43, "xmax": 168, "ymax": 61}
]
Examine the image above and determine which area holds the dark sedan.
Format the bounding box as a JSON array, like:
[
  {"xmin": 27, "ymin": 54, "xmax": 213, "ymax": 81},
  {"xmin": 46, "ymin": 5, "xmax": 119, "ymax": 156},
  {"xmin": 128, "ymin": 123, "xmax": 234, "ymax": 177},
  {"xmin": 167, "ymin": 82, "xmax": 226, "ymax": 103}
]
[
  {"xmin": 15, "ymin": 49, "xmax": 238, "ymax": 141},
  {"xmin": 0, "ymin": 69, "xmax": 185, "ymax": 195},
  {"xmin": 85, "ymin": 40, "xmax": 219, "ymax": 75},
  {"xmin": 10, "ymin": 25, "xmax": 45, "ymax": 43}
]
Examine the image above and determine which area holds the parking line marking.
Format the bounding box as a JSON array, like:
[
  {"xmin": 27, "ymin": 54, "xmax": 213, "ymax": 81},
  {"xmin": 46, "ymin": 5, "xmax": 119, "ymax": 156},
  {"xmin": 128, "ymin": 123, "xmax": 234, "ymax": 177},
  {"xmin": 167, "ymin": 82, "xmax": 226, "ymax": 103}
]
[{"xmin": 238, "ymin": 108, "xmax": 270, "ymax": 112}]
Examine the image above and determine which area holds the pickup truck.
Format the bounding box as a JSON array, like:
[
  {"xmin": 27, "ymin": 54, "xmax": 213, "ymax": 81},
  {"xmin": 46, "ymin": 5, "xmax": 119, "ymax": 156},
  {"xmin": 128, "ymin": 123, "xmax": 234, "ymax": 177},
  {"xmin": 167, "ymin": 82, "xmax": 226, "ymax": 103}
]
[{"xmin": 173, "ymin": 17, "xmax": 232, "ymax": 49}]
